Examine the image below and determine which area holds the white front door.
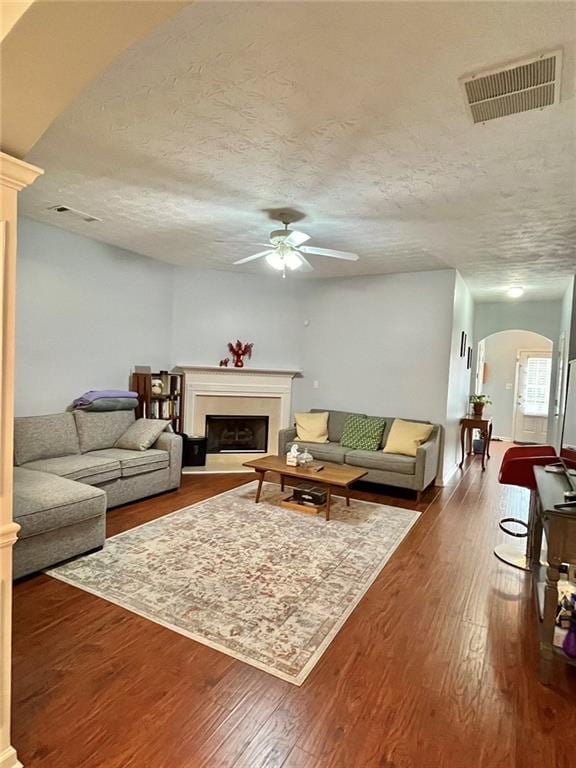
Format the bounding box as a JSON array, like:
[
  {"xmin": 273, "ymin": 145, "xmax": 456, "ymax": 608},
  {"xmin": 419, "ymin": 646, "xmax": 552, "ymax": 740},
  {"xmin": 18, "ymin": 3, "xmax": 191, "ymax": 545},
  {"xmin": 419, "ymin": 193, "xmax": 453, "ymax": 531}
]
[{"xmin": 513, "ymin": 350, "xmax": 552, "ymax": 444}]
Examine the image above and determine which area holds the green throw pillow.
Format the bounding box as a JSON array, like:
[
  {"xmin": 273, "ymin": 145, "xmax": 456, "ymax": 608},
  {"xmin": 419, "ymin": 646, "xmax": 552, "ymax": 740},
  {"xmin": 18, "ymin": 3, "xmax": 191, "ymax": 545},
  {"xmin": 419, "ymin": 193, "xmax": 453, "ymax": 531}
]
[{"xmin": 340, "ymin": 415, "xmax": 386, "ymax": 451}]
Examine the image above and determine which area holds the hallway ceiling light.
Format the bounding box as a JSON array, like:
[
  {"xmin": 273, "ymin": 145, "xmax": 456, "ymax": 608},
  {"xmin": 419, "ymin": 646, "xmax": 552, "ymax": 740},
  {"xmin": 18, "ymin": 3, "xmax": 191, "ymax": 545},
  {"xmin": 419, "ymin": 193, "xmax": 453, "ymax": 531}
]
[{"xmin": 507, "ymin": 286, "xmax": 525, "ymax": 298}]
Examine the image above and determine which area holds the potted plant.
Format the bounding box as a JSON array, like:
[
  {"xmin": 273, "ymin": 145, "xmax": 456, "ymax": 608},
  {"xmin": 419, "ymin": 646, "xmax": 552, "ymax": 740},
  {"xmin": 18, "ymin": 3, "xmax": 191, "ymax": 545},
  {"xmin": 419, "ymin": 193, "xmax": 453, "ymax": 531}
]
[{"xmin": 470, "ymin": 394, "xmax": 492, "ymax": 418}]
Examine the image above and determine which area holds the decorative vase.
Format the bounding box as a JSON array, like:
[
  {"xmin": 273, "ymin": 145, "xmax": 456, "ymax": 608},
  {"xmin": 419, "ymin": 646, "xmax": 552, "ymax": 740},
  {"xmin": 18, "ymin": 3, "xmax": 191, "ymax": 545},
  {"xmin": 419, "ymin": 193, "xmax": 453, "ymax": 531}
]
[
  {"xmin": 473, "ymin": 403, "xmax": 484, "ymax": 418},
  {"xmin": 234, "ymin": 358, "xmax": 244, "ymax": 368}
]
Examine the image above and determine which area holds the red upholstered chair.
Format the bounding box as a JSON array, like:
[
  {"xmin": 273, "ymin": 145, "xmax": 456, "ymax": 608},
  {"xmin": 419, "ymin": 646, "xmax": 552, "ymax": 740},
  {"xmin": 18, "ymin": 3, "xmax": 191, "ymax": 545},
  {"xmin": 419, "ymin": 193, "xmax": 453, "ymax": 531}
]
[{"xmin": 497, "ymin": 445, "xmax": 558, "ymax": 570}]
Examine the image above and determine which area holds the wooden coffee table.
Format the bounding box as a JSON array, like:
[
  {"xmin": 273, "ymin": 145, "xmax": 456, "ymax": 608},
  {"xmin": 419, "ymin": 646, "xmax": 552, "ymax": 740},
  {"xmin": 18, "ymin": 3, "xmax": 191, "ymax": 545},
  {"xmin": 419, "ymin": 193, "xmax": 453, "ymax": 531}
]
[{"xmin": 243, "ymin": 455, "xmax": 367, "ymax": 521}]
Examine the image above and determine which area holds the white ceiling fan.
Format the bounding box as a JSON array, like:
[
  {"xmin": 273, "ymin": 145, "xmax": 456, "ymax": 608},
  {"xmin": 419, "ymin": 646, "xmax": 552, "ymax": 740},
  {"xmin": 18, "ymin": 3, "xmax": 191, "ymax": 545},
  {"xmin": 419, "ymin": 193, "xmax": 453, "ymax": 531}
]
[{"xmin": 232, "ymin": 222, "xmax": 359, "ymax": 277}]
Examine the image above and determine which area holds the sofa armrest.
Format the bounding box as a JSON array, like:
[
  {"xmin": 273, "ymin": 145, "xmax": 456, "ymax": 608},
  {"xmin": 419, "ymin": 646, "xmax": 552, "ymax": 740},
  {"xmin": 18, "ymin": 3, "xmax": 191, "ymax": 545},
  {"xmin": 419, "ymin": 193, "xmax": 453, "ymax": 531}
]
[
  {"xmin": 278, "ymin": 427, "xmax": 297, "ymax": 457},
  {"xmin": 153, "ymin": 432, "xmax": 183, "ymax": 489},
  {"xmin": 415, "ymin": 432, "xmax": 440, "ymax": 491}
]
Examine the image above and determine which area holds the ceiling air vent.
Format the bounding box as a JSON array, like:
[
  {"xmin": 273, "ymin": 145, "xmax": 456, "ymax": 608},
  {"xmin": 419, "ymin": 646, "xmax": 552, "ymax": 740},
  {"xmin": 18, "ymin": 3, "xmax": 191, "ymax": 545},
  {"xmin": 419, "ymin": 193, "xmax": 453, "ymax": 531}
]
[
  {"xmin": 47, "ymin": 204, "xmax": 102, "ymax": 223},
  {"xmin": 460, "ymin": 49, "xmax": 562, "ymax": 124}
]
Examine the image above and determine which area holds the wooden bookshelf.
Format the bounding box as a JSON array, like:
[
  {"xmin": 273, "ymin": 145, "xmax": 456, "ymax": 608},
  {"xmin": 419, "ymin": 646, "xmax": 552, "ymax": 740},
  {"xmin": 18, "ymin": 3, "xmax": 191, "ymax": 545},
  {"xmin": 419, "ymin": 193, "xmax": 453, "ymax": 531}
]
[{"xmin": 131, "ymin": 370, "xmax": 185, "ymax": 434}]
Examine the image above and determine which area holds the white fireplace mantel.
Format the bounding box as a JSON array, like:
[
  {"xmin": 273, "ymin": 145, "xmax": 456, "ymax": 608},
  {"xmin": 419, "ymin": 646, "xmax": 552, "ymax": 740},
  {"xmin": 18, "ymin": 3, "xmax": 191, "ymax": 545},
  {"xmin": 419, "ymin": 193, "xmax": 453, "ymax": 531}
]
[
  {"xmin": 175, "ymin": 366, "xmax": 300, "ymax": 466},
  {"xmin": 174, "ymin": 365, "xmax": 301, "ymax": 377}
]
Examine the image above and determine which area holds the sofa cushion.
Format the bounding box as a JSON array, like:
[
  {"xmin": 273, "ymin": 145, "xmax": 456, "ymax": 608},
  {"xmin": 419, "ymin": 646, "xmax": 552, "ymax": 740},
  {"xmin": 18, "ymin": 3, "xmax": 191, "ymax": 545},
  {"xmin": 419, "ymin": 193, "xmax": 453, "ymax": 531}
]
[
  {"xmin": 345, "ymin": 449, "xmax": 416, "ymax": 475},
  {"xmin": 115, "ymin": 418, "xmax": 170, "ymax": 451},
  {"xmin": 74, "ymin": 410, "xmax": 135, "ymax": 453},
  {"xmin": 88, "ymin": 448, "xmax": 169, "ymax": 477},
  {"xmin": 14, "ymin": 413, "xmax": 80, "ymax": 466},
  {"xmin": 22, "ymin": 454, "xmax": 121, "ymax": 485},
  {"xmin": 311, "ymin": 409, "xmax": 365, "ymax": 443},
  {"xmin": 341, "ymin": 415, "xmax": 386, "ymax": 451},
  {"xmin": 378, "ymin": 416, "xmax": 434, "ymax": 449},
  {"xmin": 294, "ymin": 412, "xmax": 329, "ymax": 443},
  {"xmin": 383, "ymin": 419, "xmax": 434, "ymax": 458},
  {"xmin": 13, "ymin": 467, "xmax": 106, "ymax": 539},
  {"xmin": 286, "ymin": 440, "xmax": 349, "ymax": 464}
]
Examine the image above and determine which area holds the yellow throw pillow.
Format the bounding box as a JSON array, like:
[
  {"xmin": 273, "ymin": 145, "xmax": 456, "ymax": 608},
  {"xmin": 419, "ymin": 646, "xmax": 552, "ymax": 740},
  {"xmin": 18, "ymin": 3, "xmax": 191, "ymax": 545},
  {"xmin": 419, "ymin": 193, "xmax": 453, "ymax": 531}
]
[
  {"xmin": 294, "ymin": 412, "xmax": 329, "ymax": 443},
  {"xmin": 383, "ymin": 419, "xmax": 434, "ymax": 457}
]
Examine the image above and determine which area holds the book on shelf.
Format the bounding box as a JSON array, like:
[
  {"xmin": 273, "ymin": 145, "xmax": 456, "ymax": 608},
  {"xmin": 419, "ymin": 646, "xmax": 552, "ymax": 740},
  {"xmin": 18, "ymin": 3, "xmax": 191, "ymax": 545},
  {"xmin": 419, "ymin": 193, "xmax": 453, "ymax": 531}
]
[{"xmin": 131, "ymin": 369, "xmax": 184, "ymax": 433}]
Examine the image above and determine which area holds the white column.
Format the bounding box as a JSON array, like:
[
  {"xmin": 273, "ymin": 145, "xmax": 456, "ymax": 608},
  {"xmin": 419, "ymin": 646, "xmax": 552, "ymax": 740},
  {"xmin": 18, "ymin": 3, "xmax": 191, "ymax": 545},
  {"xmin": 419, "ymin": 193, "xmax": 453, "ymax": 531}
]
[{"xmin": 0, "ymin": 152, "xmax": 43, "ymax": 768}]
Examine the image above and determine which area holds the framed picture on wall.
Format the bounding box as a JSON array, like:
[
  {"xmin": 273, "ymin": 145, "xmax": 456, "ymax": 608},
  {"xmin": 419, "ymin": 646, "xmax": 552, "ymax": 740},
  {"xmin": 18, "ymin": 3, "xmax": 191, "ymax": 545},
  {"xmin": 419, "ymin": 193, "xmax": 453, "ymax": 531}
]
[
  {"xmin": 460, "ymin": 331, "xmax": 467, "ymax": 358},
  {"xmin": 467, "ymin": 346, "xmax": 472, "ymax": 370}
]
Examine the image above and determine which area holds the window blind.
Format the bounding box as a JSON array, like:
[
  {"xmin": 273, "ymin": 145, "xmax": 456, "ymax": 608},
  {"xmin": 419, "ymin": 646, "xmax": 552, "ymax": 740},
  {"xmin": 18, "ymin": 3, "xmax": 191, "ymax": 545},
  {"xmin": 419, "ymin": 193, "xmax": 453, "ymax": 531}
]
[{"xmin": 523, "ymin": 356, "xmax": 551, "ymax": 417}]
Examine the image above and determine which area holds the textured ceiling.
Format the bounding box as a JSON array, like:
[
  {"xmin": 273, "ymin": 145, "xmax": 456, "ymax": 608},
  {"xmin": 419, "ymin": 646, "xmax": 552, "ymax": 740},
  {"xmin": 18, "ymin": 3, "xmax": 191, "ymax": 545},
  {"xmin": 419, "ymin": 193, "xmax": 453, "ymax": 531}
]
[{"xmin": 21, "ymin": 1, "xmax": 576, "ymax": 300}]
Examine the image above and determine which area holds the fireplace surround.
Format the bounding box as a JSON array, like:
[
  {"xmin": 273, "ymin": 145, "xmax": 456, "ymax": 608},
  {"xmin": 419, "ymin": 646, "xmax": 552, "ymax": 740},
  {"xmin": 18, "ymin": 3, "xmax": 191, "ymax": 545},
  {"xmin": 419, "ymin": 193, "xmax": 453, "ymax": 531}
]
[{"xmin": 175, "ymin": 366, "xmax": 300, "ymax": 471}]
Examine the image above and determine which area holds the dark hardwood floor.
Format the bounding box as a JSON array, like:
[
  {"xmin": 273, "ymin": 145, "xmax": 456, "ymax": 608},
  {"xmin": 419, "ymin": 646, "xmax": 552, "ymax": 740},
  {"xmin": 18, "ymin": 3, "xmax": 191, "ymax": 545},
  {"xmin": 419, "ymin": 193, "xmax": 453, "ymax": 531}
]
[{"xmin": 12, "ymin": 444, "xmax": 576, "ymax": 767}]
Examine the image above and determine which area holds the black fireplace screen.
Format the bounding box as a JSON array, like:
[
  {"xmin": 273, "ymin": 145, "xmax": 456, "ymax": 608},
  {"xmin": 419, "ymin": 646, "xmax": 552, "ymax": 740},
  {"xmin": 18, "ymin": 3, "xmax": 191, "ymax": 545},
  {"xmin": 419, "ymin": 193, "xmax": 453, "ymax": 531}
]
[{"xmin": 205, "ymin": 415, "xmax": 269, "ymax": 454}]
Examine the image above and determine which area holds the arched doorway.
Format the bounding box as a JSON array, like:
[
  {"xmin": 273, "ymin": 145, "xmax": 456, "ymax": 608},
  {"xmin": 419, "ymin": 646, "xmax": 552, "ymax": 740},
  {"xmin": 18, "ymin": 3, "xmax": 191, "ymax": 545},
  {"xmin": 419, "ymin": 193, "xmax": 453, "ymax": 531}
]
[{"xmin": 475, "ymin": 330, "xmax": 553, "ymax": 444}]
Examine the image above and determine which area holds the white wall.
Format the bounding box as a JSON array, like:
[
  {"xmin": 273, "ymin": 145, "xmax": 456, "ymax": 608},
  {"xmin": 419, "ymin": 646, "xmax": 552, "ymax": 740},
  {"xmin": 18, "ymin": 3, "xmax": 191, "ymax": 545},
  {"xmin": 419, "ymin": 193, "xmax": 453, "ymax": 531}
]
[
  {"xmin": 565, "ymin": 280, "xmax": 576, "ymax": 361},
  {"xmin": 16, "ymin": 217, "xmax": 174, "ymax": 415},
  {"xmin": 556, "ymin": 278, "xmax": 576, "ymax": 448},
  {"xmin": 170, "ymin": 269, "xmax": 303, "ymax": 370},
  {"xmin": 482, "ymin": 330, "xmax": 552, "ymax": 439},
  {"xmin": 563, "ymin": 360, "xmax": 576, "ymax": 451},
  {"xmin": 295, "ymin": 270, "xmax": 456, "ymax": 422},
  {"xmin": 443, "ymin": 272, "xmax": 474, "ymax": 480},
  {"xmin": 474, "ymin": 300, "xmax": 561, "ymax": 343}
]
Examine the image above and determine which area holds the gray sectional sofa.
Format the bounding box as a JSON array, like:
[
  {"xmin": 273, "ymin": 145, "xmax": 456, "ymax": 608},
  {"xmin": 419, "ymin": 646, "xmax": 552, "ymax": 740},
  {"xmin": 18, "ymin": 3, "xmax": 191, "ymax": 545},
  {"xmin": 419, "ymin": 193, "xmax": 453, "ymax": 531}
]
[
  {"xmin": 278, "ymin": 409, "xmax": 440, "ymax": 498},
  {"xmin": 12, "ymin": 410, "xmax": 182, "ymax": 578}
]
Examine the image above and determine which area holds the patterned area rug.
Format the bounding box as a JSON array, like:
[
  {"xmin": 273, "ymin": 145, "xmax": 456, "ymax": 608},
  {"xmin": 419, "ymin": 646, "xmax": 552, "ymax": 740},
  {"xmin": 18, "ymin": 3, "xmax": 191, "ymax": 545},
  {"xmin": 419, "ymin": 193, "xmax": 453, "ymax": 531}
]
[{"xmin": 47, "ymin": 481, "xmax": 419, "ymax": 685}]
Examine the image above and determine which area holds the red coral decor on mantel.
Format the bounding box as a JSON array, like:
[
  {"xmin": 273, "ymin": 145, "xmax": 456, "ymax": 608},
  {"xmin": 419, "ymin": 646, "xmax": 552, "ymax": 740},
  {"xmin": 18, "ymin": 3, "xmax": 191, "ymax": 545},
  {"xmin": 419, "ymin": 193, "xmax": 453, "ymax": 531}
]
[{"xmin": 226, "ymin": 340, "xmax": 254, "ymax": 368}]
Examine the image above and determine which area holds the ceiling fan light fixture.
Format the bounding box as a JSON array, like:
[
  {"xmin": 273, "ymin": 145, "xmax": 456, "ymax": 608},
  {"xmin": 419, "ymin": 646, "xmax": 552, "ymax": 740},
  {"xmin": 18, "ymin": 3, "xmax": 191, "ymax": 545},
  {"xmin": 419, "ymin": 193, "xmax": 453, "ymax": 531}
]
[
  {"xmin": 285, "ymin": 250, "xmax": 303, "ymax": 270},
  {"xmin": 265, "ymin": 251, "xmax": 285, "ymax": 271},
  {"xmin": 507, "ymin": 286, "xmax": 524, "ymax": 298},
  {"xmin": 234, "ymin": 222, "xmax": 359, "ymax": 273},
  {"xmin": 265, "ymin": 248, "xmax": 302, "ymax": 272}
]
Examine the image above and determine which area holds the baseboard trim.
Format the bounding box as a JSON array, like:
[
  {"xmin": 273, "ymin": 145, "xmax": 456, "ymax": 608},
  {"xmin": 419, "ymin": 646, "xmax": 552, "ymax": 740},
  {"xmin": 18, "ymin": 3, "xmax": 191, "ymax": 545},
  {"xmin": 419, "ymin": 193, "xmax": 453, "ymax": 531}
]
[
  {"xmin": 438, "ymin": 463, "xmax": 459, "ymax": 487},
  {"xmin": 0, "ymin": 746, "xmax": 22, "ymax": 768}
]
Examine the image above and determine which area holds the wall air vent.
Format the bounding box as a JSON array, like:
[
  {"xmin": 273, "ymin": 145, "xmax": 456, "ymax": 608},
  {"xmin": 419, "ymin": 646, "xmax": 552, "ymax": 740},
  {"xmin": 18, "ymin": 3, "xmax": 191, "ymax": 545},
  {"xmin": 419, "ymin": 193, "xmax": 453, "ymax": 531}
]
[
  {"xmin": 459, "ymin": 49, "xmax": 562, "ymax": 124},
  {"xmin": 47, "ymin": 204, "xmax": 102, "ymax": 223}
]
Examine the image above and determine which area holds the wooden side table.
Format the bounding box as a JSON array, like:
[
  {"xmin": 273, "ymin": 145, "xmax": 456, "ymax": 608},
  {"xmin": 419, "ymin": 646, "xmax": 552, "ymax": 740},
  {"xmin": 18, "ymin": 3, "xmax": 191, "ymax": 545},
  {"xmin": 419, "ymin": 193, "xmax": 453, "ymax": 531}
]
[{"xmin": 459, "ymin": 417, "xmax": 493, "ymax": 470}]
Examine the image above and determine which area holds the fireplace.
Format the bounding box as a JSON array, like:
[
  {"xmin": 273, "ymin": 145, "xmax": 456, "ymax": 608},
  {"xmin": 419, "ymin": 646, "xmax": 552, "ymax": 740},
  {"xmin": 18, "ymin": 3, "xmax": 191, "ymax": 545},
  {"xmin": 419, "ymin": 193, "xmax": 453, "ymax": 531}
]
[
  {"xmin": 176, "ymin": 366, "xmax": 299, "ymax": 471},
  {"xmin": 206, "ymin": 415, "xmax": 269, "ymax": 454}
]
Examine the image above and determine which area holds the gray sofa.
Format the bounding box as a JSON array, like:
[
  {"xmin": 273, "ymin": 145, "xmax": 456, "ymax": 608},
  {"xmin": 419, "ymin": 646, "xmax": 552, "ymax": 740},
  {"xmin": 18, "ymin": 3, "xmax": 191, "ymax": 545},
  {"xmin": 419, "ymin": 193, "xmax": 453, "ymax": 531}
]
[
  {"xmin": 12, "ymin": 410, "xmax": 182, "ymax": 578},
  {"xmin": 278, "ymin": 409, "xmax": 440, "ymax": 498}
]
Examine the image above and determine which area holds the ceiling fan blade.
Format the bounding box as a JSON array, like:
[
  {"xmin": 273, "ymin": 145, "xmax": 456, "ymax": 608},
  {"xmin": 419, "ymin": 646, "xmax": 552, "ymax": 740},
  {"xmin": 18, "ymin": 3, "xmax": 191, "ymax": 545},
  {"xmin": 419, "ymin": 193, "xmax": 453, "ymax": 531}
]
[
  {"xmin": 284, "ymin": 230, "xmax": 310, "ymax": 247},
  {"xmin": 233, "ymin": 250, "xmax": 273, "ymax": 265},
  {"xmin": 296, "ymin": 253, "xmax": 314, "ymax": 272},
  {"xmin": 299, "ymin": 246, "xmax": 359, "ymax": 261}
]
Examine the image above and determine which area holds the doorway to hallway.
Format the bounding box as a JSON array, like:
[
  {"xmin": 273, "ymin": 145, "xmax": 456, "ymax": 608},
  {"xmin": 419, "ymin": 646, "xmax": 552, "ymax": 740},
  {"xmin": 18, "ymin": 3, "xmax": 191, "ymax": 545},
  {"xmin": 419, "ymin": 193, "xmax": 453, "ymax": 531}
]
[{"xmin": 476, "ymin": 330, "xmax": 553, "ymax": 443}]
